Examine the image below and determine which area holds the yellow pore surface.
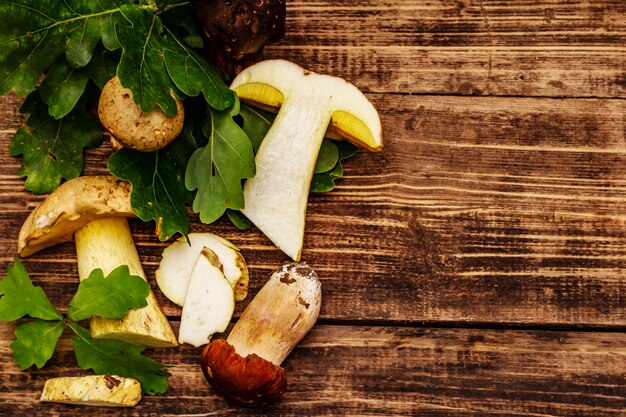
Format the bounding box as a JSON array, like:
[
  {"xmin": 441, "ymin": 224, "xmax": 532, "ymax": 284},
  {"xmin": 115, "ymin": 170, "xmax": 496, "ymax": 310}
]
[{"xmin": 234, "ymin": 82, "xmax": 382, "ymax": 152}]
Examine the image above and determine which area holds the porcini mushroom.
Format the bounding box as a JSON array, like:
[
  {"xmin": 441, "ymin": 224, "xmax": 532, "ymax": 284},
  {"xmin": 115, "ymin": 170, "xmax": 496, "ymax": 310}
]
[
  {"xmin": 230, "ymin": 59, "xmax": 383, "ymax": 261},
  {"xmin": 178, "ymin": 247, "xmax": 235, "ymax": 347},
  {"xmin": 18, "ymin": 176, "xmax": 178, "ymax": 347},
  {"xmin": 191, "ymin": 0, "xmax": 286, "ymax": 77},
  {"xmin": 98, "ymin": 76, "xmax": 184, "ymax": 152},
  {"xmin": 201, "ymin": 263, "xmax": 321, "ymax": 406}
]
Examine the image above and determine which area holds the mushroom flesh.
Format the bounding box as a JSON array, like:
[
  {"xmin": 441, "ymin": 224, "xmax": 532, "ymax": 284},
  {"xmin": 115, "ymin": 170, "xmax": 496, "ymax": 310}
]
[{"xmin": 230, "ymin": 59, "xmax": 383, "ymax": 261}]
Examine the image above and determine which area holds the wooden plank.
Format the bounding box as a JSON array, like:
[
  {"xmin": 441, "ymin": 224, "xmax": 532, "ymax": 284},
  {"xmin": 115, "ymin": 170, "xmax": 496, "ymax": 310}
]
[
  {"xmin": 0, "ymin": 1, "xmax": 623, "ymax": 415},
  {"xmin": 2, "ymin": 93, "xmax": 626, "ymax": 326},
  {"xmin": 265, "ymin": 0, "xmax": 626, "ymax": 97},
  {"xmin": 0, "ymin": 323, "xmax": 624, "ymax": 416}
]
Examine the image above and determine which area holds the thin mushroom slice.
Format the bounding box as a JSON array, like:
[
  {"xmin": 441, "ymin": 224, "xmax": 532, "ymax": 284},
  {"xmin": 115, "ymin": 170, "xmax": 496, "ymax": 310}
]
[
  {"xmin": 178, "ymin": 247, "xmax": 235, "ymax": 347},
  {"xmin": 156, "ymin": 233, "xmax": 249, "ymax": 306}
]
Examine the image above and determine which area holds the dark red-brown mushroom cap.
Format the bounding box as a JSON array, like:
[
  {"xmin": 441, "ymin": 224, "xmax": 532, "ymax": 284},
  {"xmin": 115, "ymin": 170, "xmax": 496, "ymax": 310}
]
[
  {"xmin": 191, "ymin": 0, "xmax": 286, "ymax": 77},
  {"xmin": 201, "ymin": 339, "xmax": 287, "ymax": 406}
]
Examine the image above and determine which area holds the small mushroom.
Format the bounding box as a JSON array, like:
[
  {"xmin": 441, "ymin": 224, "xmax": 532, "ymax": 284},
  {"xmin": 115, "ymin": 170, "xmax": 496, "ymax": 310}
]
[
  {"xmin": 18, "ymin": 176, "xmax": 178, "ymax": 347},
  {"xmin": 98, "ymin": 77, "xmax": 184, "ymax": 152},
  {"xmin": 201, "ymin": 263, "xmax": 321, "ymax": 406}
]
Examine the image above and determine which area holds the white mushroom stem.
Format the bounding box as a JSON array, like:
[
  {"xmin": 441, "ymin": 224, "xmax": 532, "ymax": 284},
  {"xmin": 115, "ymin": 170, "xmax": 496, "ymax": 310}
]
[
  {"xmin": 75, "ymin": 217, "xmax": 178, "ymax": 347},
  {"xmin": 240, "ymin": 94, "xmax": 329, "ymax": 262},
  {"xmin": 227, "ymin": 263, "xmax": 321, "ymax": 365},
  {"xmin": 231, "ymin": 60, "xmax": 381, "ymax": 261}
]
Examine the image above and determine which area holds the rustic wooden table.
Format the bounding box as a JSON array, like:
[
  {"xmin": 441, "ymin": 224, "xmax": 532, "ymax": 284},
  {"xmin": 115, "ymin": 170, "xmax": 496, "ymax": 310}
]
[{"xmin": 1, "ymin": 1, "xmax": 625, "ymax": 416}]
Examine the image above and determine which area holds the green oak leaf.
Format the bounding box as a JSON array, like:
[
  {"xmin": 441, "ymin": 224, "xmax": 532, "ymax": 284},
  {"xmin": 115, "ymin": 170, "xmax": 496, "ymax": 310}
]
[
  {"xmin": 0, "ymin": 258, "xmax": 62, "ymax": 321},
  {"xmin": 116, "ymin": 5, "xmax": 233, "ymax": 116},
  {"xmin": 39, "ymin": 57, "xmax": 91, "ymax": 119},
  {"xmin": 152, "ymin": 0, "xmax": 177, "ymax": 8},
  {"xmin": 311, "ymin": 141, "xmax": 358, "ymax": 192},
  {"xmin": 310, "ymin": 173, "xmax": 336, "ymax": 193},
  {"xmin": 107, "ymin": 146, "xmax": 193, "ymax": 241},
  {"xmin": 226, "ymin": 209, "xmax": 252, "ymax": 230},
  {"xmin": 116, "ymin": 5, "xmax": 181, "ymax": 116},
  {"xmin": 0, "ymin": 0, "xmax": 129, "ymax": 96},
  {"xmin": 108, "ymin": 114, "xmax": 203, "ymax": 240},
  {"xmin": 67, "ymin": 266, "xmax": 150, "ymax": 322},
  {"xmin": 88, "ymin": 46, "xmax": 121, "ymax": 89},
  {"xmin": 163, "ymin": 34, "xmax": 235, "ymax": 110},
  {"xmin": 158, "ymin": 0, "xmax": 230, "ymax": 95},
  {"xmin": 160, "ymin": 3, "xmax": 204, "ymax": 39},
  {"xmin": 63, "ymin": 1, "xmax": 128, "ymax": 62},
  {"xmin": 238, "ymin": 103, "xmax": 274, "ymax": 153},
  {"xmin": 336, "ymin": 140, "xmax": 359, "ymax": 168},
  {"xmin": 314, "ymin": 140, "xmax": 339, "ymax": 174},
  {"xmin": 10, "ymin": 91, "xmax": 103, "ymax": 194},
  {"xmin": 186, "ymin": 99, "xmax": 256, "ymax": 224},
  {"xmin": 326, "ymin": 160, "xmax": 345, "ymax": 178},
  {"xmin": 11, "ymin": 320, "xmax": 64, "ymax": 370},
  {"xmin": 70, "ymin": 323, "xmax": 170, "ymax": 395},
  {"xmin": 182, "ymin": 33, "xmax": 205, "ymax": 49}
]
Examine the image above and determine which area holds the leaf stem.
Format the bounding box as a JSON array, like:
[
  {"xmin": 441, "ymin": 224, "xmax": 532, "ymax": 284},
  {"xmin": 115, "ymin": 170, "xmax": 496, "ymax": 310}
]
[
  {"xmin": 0, "ymin": 1, "xmax": 191, "ymax": 46},
  {"xmin": 159, "ymin": 1, "xmax": 191, "ymax": 13}
]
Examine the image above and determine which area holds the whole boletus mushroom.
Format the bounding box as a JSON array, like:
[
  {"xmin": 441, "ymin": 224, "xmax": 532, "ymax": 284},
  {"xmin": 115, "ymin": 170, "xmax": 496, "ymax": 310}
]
[
  {"xmin": 18, "ymin": 175, "xmax": 178, "ymax": 347},
  {"xmin": 201, "ymin": 263, "xmax": 321, "ymax": 406},
  {"xmin": 98, "ymin": 76, "xmax": 184, "ymax": 152}
]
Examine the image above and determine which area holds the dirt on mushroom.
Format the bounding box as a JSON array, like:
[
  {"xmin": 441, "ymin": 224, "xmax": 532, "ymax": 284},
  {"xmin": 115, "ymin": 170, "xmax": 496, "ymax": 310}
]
[{"xmin": 98, "ymin": 77, "xmax": 184, "ymax": 152}]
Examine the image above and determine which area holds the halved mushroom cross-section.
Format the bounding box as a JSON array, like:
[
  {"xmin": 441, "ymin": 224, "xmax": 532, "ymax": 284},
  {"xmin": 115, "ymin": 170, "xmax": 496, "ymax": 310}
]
[
  {"xmin": 231, "ymin": 59, "xmax": 383, "ymax": 261},
  {"xmin": 18, "ymin": 176, "xmax": 178, "ymax": 348}
]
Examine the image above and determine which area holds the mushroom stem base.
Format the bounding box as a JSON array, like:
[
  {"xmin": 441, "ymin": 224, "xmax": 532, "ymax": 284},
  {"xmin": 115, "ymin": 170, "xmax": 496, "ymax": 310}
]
[{"xmin": 75, "ymin": 217, "xmax": 178, "ymax": 347}]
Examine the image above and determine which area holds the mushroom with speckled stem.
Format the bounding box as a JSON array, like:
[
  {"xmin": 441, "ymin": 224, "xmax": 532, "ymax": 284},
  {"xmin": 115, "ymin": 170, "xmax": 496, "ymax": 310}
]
[{"xmin": 201, "ymin": 262, "xmax": 321, "ymax": 406}]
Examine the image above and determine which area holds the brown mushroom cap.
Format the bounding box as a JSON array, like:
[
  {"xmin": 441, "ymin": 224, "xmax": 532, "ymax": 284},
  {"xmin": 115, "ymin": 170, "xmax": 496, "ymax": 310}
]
[
  {"xmin": 191, "ymin": 0, "xmax": 286, "ymax": 77},
  {"xmin": 18, "ymin": 176, "xmax": 134, "ymax": 257},
  {"xmin": 98, "ymin": 77, "xmax": 184, "ymax": 152},
  {"xmin": 201, "ymin": 339, "xmax": 287, "ymax": 406}
]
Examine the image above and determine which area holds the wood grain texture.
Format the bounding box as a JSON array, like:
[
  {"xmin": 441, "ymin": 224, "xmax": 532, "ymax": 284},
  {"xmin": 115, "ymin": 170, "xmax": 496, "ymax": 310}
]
[
  {"xmin": 0, "ymin": 1, "xmax": 625, "ymax": 415},
  {"xmin": 2, "ymin": 93, "xmax": 626, "ymax": 326},
  {"xmin": 265, "ymin": 0, "xmax": 626, "ymax": 97},
  {"xmin": 0, "ymin": 323, "xmax": 624, "ymax": 416}
]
